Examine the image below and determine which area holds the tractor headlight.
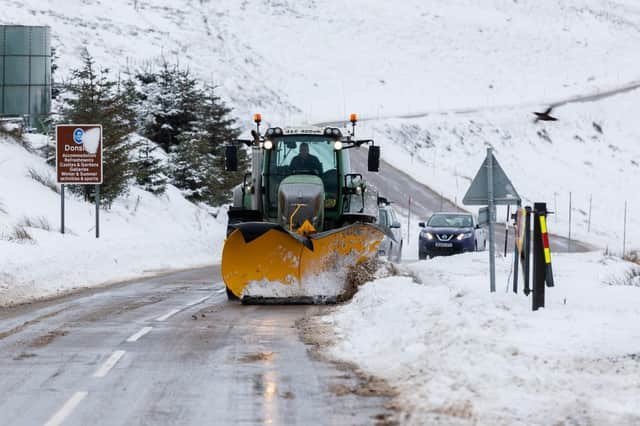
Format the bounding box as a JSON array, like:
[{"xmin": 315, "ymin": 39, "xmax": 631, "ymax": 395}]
[
  {"xmin": 355, "ymin": 185, "xmax": 362, "ymax": 194},
  {"xmin": 334, "ymin": 140, "xmax": 343, "ymax": 150},
  {"xmin": 456, "ymin": 232, "xmax": 473, "ymax": 240},
  {"xmin": 264, "ymin": 140, "xmax": 273, "ymax": 150}
]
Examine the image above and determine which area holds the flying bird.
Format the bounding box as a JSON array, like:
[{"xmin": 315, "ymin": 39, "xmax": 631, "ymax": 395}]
[{"xmin": 533, "ymin": 106, "xmax": 558, "ymax": 123}]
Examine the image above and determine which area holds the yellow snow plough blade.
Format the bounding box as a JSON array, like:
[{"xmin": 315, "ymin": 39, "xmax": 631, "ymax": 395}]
[{"xmin": 221, "ymin": 222, "xmax": 384, "ymax": 303}]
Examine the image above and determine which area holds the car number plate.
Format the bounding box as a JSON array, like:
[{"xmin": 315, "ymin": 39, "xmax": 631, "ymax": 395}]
[{"xmin": 435, "ymin": 242, "xmax": 453, "ymax": 248}]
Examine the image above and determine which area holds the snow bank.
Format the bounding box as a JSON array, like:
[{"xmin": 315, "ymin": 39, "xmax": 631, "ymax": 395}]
[
  {"xmin": 0, "ymin": 135, "xmax": 226, "ymax": 307},
  {"xmin": 325, "ymin": 253, "xmax": 640, "ymax": 424}
]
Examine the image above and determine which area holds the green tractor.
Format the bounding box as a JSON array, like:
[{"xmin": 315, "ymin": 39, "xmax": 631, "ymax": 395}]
[{"xmin": 222, "ymin": 114, "xmax": 385, "ymax": 303}]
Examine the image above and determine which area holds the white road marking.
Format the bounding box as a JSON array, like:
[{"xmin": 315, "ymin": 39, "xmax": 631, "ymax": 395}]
[
  {"xmin": 44, "ymin": 391, "xmax": 88, "ymax": 426},
  {"xmin": 189, "ymin": 295, "xmax": 213, "ymax": 306},
  {"xmin": 93, "ymin": 350, "xmax": 126, "ymax": 378},
  {"xmin": 126, "ymin": 326, "xmax": 152, "ymax": 343},
  {"xmin": 155, "ymin": 293, "xmax": 214, "ymax": 322},
  {"xmin": 155, "ymin": 308, "xmax": 180, "ymax": 322}
]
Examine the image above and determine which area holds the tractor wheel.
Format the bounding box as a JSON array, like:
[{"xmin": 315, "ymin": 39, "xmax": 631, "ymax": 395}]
[
  {"xmin": 396, "ymin": 241, "xmax": 403, "ymax": 262},
  {"xmin": 226, "ymin": 286, "xmax": 239, "ymax": 301}
]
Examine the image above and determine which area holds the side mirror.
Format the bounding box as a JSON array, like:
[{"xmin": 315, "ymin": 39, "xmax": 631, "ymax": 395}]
[
  {"xmin": 391, "ymin": 221, "xmax": 401, "ymax": 229},
  {"xmin": 475, "ymin": 224, "xmax": 481, "ymax": 229},
  {"xmin": 368, "ymin": 145, "xmax": 380, "ymax": 172},
  {"xmin": 418, "ymin": 222, "xmax": 425, "ymax": 228},
  {"xmin": 225, "ymin": 145, "xmax": 238, "ymax": 171}
]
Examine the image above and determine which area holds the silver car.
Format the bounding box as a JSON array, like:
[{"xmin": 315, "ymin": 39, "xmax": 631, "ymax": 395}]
[{"xmin": 377, "ymin": 202, "xmax": 403, "ymax": 262}]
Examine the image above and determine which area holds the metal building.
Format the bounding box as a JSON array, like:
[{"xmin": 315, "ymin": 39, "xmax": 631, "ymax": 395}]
[{"xmin": 0, "ymin": 25, "xmax": 52, "ymax": 127}]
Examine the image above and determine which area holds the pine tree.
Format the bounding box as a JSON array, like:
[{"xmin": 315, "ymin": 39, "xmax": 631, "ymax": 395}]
[
  {"xmin": 59, "ymin": 50, "xmax": 136, "ymax": 206},
  {"xmin": 198, "ymin": 85, "xmax": 246, "ymax": 205},
  {"xmin": 139, "ymin": 62, "xmax": 201, "ymax": 152},
  {"xmin": 170, "ymin": 129, "xmax": 216, "ymax": 202},
  {"xmin": 132, "ymin": 138, "xmax": 167, "ymax": 194}
]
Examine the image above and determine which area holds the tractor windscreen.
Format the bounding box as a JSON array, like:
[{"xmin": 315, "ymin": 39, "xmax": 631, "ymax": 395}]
[{"xmin": 266, "ymin": 135, "xmax": 340, "ymax": 216}]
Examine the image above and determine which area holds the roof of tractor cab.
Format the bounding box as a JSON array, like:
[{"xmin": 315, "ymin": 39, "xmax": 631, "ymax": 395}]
[{"xmin": 281, "ymin": 127, "xmax": 324, "ymax": 135}]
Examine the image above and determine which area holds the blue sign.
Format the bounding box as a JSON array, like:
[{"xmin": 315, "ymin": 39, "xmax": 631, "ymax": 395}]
[{"xmin": 73, "ymin": 128, "xmax": 84, "ymax": 144}]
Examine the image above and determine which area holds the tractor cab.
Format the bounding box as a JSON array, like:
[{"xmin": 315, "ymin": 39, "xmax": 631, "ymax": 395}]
[{"xmin": 262, "ymin": 128, "xmax": 350, "ymax": 230}]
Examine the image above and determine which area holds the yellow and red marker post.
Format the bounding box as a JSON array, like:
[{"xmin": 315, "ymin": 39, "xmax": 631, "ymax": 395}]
[
  {"xmin": 532, "ymin": 202, "xmax": 554, "ymax": 310},
  {"xmin": 538, "ymin": 213, "xmax": 554, "ymax": 287}
]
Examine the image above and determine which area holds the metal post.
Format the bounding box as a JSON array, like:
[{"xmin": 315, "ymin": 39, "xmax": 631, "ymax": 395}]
[
  {"xmin": 588, "ymin": 194, "xmax": 592, "ymax": 233},
  {"xmin": 623, "ymin": 200, "xmax": 627, "ymax": 258},
  {"xmin": 95, "ymin": 184, "xmax": 100, "ymax": 238},
  {"xmin": 532, "ymin": 203, "xmax": 546, "ymax": 311},
  {"xmin": 487, "ymin": 147, "xmax": 496, "ymax": 292},
  {"xmin": 512, "ymin": 204, "xmax": 520, "ymax": 294},
  {"xmin": 440, "ymin": 192, "xmax": 444, "ymax": 212},
  {"xmin": 504, "ymin": 205, "xmax": 510, "ymax": 257},
  {"xmin": 407, "ymin": 196, "xmax": 412, "ymax": 245},
  {"xmin": 523, "ymin": 206, "xmax": 532, "ymax": 296},
  {"xmin": 568, "ymin": 192, "xmax": 572, "ymax": 253},
  {"xmin": 60, "ymin": 184, "xmax": 65, "ymax": 234}
]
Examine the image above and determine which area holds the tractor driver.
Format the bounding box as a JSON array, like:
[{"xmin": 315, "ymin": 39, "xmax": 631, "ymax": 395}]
[{"xmin": 290, "ymin": 142, "xmax": 323, "ymax": 175}]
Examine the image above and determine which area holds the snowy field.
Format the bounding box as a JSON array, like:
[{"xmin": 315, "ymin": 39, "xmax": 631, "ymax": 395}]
[
  {"xmin": 0, "ymin": 134, "xmax": 226, "ymax": 307},
  {"xmin": 323, "ymin": 253, "xmax": 640, "ymax": 425}
]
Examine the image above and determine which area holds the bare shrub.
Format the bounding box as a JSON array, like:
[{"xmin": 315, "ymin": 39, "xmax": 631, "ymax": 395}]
[
  {"xmin": 2, "ymin": 225, "xmax": 34, "ymax": 242},
  {"xmin": 0, "ymin": 121, "xmax": 31, "ymax": 151},
  {"xmin": 608, "ymin": 267, "xmax": 640, "ymax": 287},
  {"xmin": 19, "ymin": 216, "xmax": 51, "ymax": 231},
  {"xmin": 0, "ymin": 198, "xmax": 6, "ymax": 215},
  {"xmin": 623, "ymin": 250, "xmax": 640, "ymax": 265},
  {"xmin": 27, "ymin": 167, "xmax": 59, "ymax": 193}
]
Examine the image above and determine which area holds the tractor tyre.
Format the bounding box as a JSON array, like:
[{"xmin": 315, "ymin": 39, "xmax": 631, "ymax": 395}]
[{"xmin": 226, "ymin": 286, "xmax": 240, "ymax": 301}]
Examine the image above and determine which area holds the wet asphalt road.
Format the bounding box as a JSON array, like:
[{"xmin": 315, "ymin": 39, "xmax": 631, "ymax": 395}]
[
  {"xmin": 350, "ymin": 147, "xmax": 593, "ymax": 253},
  {"xmin": 0, "ymin": 267, "xmax": 391, "ymax": 426}
]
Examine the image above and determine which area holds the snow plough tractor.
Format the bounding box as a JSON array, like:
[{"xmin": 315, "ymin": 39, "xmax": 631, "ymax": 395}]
[{"xmin": 222, "ymin": 114, "xmax": 385, "ymax": 303}]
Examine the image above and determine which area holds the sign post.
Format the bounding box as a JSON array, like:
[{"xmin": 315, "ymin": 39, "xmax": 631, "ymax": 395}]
[
  {"xmin": 487, "ymin": 148, "xmax": 496, "ymax": 291},
  {"xmin": 463, "ymin": 147, "xmax": 520, "ymax": 292},
  {"xmin": 56, "ymin": 125, "xmax": 103, "ymax": 238}
]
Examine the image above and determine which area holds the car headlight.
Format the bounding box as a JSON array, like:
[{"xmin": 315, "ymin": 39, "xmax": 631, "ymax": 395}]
[
  {"xmin": 422, "ymin": 231, "xmax": 434, "ymax": 240},
  {"xmin": 456, "ymin": 232, "xmax": 473, "ymax": 240}
]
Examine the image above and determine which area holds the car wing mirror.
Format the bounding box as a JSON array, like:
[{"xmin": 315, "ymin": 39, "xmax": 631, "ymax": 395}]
[
  {"xmin": 225, "ymin": 145, "xmax": 238, "ymax": 171},
  {"xmin": 391, "ymin": 221, "xmax": 401, "ymax": 229},
  {"xmin": 418, "ymin": 222, "xmax": 425, "ymax": 228},
  {"xmin": 368, "ymin": 146, "xmax": 380, "ymax": 172}
]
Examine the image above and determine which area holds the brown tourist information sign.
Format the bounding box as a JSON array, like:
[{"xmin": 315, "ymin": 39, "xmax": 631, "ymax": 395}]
[{"xmin": 56, "ymin": 124, "xmax": 103, "ymax": 184}]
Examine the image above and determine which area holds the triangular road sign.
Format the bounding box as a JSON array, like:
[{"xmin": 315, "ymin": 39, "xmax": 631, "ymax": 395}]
[{"xmin": 463, "ymin": 151, "xmax": 520, "ymax": 205}]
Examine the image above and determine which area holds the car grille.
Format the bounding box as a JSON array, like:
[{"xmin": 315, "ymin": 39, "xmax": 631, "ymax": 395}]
[{"xmin": 436, "ymin": 233, "xmax": 454, "ymax": 241}]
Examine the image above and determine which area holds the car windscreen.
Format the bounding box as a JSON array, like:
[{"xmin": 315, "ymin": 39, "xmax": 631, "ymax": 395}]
[{"xmin": 427, "ymin": 214, "xmax": 473, "ymax": 228}]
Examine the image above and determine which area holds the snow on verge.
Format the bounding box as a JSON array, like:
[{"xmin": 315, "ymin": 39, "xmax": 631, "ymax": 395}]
[
  {"xmin": 323, "ymin": 252, "xmax": 640, "ymax": 425},
  {"xmin": 0, "ymin": 135, "xmax": 226, "ymax": 307}
]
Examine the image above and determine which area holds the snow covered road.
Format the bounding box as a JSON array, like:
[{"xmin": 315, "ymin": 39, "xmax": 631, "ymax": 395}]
[{"xmin": 0, "ymin": 266, "xmax": 395, "ymax": 425}]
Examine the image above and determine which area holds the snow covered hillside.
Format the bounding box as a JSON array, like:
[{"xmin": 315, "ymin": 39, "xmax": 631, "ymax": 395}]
[
  {"xmin": 3, "ymin": 0, "xmax": 640, "ymax": 122},
  {"xmin": 360, "ymin": 87, "xmax": 640, "ymax": 254},
  {"xmin": 0, "ymin": 134, "xmax": 226, "ymax": 306},
  {"xmin": 323, "ymin": 253, "xmax": 640, "ymax": 425},
  {"xmin": 5, "ymin": 0, "xmax": 638, "ymax": 251}
]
